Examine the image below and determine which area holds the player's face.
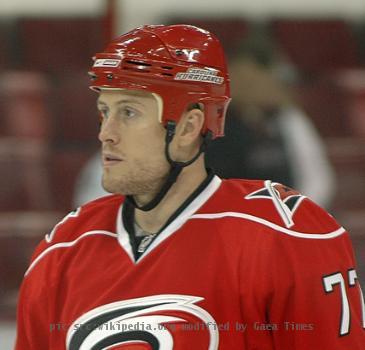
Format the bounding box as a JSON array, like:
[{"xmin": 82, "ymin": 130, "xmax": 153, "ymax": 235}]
[{"xmin": 97, "ymin": 89, "xmax": 170, "ymax": 196}]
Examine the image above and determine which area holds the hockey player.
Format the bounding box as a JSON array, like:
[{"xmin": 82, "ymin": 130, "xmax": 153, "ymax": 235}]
[{"xmin": 16, "ymin": 24, "xmax": 364, "ymax": 349}]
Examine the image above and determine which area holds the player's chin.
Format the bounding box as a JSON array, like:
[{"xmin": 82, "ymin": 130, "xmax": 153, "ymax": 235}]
[
  {"xmin": 101, "ymin": 175, "xmax": 132, "ymax": 196},
  {"xmin": 102, "ymin": 175, "xmax": 120, "ymax": 194}
]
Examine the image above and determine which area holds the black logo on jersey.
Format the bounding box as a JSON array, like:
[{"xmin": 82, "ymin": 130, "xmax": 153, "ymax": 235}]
[
  {"xmin": 66, "ymin": 294, "xmax": 219, "ymax": 349},
  {"xmin": 245, "ymin": 181, "xmax": 305, "ymax": 228}
]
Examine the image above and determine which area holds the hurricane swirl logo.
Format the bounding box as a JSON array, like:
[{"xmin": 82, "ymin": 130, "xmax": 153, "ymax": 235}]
[{"xmin": 66, "ymin": 294, "xmax": 219, "ymax": 350}]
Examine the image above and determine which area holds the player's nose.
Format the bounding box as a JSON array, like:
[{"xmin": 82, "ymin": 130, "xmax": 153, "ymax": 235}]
[{"xmin": 98, "ymin": 116, "xmax": 120, "ymax": 144}]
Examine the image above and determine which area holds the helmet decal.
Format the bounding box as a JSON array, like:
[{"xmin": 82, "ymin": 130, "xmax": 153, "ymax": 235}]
[
  {"xmin": 175, "ymin": 68, "xmax": 224, "ymax": 84},
  {"xmin": 93, "ymin": 59, "xmax": 121, "ymax": 68}
]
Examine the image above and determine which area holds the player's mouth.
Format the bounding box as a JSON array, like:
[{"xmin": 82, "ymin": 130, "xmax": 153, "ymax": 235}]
[{"xmin": 102, "ymin": 153, "xmax": 123, "ymax": 166}]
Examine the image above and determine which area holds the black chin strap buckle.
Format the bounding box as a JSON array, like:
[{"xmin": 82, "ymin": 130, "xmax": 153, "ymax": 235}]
[{"xmin": 165, "ymin": 120, "xmax": 176, "ymax": 144}]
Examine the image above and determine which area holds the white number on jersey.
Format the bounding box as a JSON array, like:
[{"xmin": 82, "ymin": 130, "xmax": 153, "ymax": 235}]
[{"xmin": 323, "ymin": 269, "xmax": 365, "ymax": 336}]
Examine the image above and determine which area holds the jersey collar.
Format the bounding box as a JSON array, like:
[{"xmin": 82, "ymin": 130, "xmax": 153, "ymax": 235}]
[{"xmin": 116, "ymin": 172, "xmax": 222, "ymax": 263}]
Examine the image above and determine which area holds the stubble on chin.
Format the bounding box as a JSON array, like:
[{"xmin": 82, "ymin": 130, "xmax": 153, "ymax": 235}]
[{"xmin": 101, "ymin": 161, "xmax": 169, "ymax": 197}]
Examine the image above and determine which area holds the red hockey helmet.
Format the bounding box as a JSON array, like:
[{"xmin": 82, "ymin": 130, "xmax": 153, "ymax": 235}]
[{"xmin": 89, "ymin": 24, "xmax": 231, "ymax": 138}]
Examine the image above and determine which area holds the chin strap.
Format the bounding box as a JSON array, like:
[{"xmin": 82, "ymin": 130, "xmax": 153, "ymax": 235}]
[{"xmin": 126, "ymin": 120, "xmax": 212, "ymax": 211}]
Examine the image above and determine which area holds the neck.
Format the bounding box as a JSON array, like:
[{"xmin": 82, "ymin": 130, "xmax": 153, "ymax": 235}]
[{"xmin": 134, "ymin": 155, "xmax": 208, "ymax": 233}]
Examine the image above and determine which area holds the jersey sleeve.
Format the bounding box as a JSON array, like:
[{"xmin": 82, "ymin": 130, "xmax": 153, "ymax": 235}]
[
  {"xmin": 238, "ymin": 195, "xmax": 365, "ymax": 349},
  {"xmin": 15, "ymin": 208, "xmax": 84, "ymax": 350},
  {"xmin": 15, "ymin": 239, "xmax": 54, "ymax": 350},
  {"xmin": 268, "ymin": 230, "xmax": 364, "ymax": 349},
  {"xmin": 15, "ymin": 196, "xmax": 121, "ymax": 350}
]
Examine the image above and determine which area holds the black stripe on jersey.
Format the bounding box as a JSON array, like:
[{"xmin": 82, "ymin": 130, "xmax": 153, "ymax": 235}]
[{"xmin": 93, "ymin": 331, "xmax": 159, "ymax": 350}]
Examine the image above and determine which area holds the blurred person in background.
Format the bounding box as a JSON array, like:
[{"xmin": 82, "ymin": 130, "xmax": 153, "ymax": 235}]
[{"xmin": 206, "ymin": 34, "xmax": 336, "ymax": 209}]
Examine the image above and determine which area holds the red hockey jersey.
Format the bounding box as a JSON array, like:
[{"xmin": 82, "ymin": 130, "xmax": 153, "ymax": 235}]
[{"xmin": 15, "ymin": 176, "xmax": 365, "ymax": 349}]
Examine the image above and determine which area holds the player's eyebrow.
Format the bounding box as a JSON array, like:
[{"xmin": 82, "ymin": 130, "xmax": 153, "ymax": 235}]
[{"xmin": 96, "ymin": 98, "xmax": 145, "ymax": 107}]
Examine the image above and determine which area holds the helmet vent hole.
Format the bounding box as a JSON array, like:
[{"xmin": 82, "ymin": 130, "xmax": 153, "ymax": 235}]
[
  {"xmin": 160, "ymin": 73, "xmax": 173, "ymax": 77},
  {"xmin": 161, "ymin": 66, "xmax": 173, "ymax": 70},
  {"xmin": 125, "ymin": 60, "xmax": 151, "ymax": 67},
  {"xmin": 122, "ymin": 67, "xmax": 151, "ymax": 73},
  {"xmin": 88, "ymin": 72, "xmax": 97, "ymax": 80}
]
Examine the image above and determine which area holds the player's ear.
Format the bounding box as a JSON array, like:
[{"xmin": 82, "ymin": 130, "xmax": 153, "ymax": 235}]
[{"xmin": 175, "ymin": 104, "xmax": 205, "ymax": 147}]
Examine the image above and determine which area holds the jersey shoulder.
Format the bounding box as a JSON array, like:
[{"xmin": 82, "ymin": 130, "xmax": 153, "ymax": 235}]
[
  {"xmin": 25, "ymin": 194, "xmax": 124, "ymax": 275},
  {"xmin": 46, "ymin": 194, "xmax": 124, "ymax": 245},
  {"xmin": 203, "ymin": 178, "xmax": 342, "ymax": 236}
]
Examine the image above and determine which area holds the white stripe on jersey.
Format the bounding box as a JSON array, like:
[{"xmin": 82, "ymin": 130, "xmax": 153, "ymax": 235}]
[
  {"xmin": 189, "ymin": 212, "xmax": 346, "ymax": 239},
  {"xmin": 25, "ymin": 231, "xmax": 118, "ymax": 276}
]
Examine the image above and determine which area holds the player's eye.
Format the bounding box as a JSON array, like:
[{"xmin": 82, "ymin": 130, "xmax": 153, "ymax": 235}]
[
  {"xmin": 119, "ymin": 106, "xmax": 138, "ymax": 120},
  {"xmin": 98, "ymin": 108, "xmax": 109, "ymax": 120}
]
